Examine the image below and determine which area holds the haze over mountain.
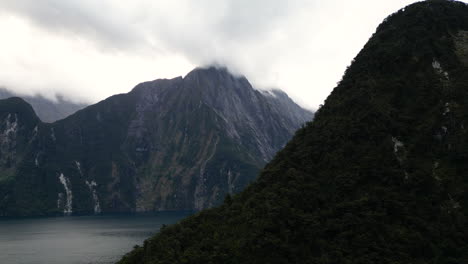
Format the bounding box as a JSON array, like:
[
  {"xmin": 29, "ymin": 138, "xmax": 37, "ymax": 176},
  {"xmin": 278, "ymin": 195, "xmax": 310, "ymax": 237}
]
[
  {"xmin": 0, "ymin": 0, "xmax": 438, "ymax": 110},
  {"xmin": 119, "ymin": 1, "xmax": 468, "ymax": 263},
  {"xmin": 0, "ymin": 66, "xmax": 312, "ymax": 216},
  {"xmin": 0, "ymin": 87, "xmax": 87, "ymax": 123}
]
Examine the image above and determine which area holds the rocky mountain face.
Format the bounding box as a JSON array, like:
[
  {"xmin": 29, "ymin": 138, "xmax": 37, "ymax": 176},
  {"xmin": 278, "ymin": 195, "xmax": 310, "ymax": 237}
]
[
  {"xmin": 0, "ymin": 88, "xmax": 87, "ymax": 123},
  {"xmin": 119, "ymin": 1, "xmax": 468, "ymax": 264},
  {"xmin": 0, "ymin": 67, "xmax": 312, "ymax": 216}
]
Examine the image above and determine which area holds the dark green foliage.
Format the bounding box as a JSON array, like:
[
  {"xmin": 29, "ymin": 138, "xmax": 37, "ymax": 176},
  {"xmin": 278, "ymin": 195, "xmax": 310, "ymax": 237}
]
[{"xmin": 119, "ymin": 1, "xmax": 468, "ymax": 263}]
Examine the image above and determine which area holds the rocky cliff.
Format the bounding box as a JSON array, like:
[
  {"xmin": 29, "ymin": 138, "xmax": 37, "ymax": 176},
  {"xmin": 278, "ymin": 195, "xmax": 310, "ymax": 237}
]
[
  {"xmin": 0, "ymin": 66, "xmax": 312, "ymax": 216},
  {"xmin": 118, "ymin": 1, "xmax": 468, "ymax": 263}
]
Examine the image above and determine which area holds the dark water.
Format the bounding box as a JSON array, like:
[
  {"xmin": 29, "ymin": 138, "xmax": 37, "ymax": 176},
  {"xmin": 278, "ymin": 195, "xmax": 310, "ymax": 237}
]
[{"xmin": 0, "ymin": 212, "xmax": 191, "ymax": 264}]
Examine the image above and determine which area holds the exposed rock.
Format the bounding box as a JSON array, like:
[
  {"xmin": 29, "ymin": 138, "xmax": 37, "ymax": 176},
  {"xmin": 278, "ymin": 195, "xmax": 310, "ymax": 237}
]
[{"xmin": 0, "ymin": 67, "xmax": 312, "ymax": 216}]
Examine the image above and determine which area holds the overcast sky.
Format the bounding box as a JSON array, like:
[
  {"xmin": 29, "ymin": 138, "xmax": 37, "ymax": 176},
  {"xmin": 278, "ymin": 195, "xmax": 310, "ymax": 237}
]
[{"xmin": 0, "ymin": 0, "xmax": 464, "ymax": 109}]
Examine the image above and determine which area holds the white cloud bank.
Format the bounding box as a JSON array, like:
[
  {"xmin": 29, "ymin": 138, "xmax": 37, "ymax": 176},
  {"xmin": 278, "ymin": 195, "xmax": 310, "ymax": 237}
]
[{"xmin": 0, "ymin": 0, "xmax": 463, "ymax": 108}]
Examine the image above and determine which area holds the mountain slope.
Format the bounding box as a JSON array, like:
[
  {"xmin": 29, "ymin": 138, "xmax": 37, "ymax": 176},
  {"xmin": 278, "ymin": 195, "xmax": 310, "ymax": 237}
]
[
  {"xmin": 0, "ymin": 67, "xmax": 312, "ymax": 216},
  {"xmin": 118, "ymin": 1, "xmax": 468, "ymax": 263},
  {"xmin": 0, "ymin": 88, "xmax": 87, "ymax": 123}
]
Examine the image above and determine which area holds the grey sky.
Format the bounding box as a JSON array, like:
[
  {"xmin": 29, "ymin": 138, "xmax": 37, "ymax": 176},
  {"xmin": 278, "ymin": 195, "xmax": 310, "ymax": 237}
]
[{"xmin": 0, "ymin": 0, "xmax": 463, "ymax": 109}]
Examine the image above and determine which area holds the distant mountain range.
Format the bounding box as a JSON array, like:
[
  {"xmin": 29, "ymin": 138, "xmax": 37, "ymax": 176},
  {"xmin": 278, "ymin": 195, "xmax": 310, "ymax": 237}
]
[
  {"xmin": 119, "ymin": 1, "xmax": 468, "ymax": 264},
  {"xmin": 0, "ymin": 66, "xmax": 312, "ymax": 216},
  {"xmin": 0, "ymin": 88, "xmax": 87, "ymax": 123}
]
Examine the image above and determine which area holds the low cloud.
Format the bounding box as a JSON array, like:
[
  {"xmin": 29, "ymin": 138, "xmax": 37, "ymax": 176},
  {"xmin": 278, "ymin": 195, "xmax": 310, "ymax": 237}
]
[{"xmin": 0, "ymin": 0, "xmax": 441, "ymax": 108}]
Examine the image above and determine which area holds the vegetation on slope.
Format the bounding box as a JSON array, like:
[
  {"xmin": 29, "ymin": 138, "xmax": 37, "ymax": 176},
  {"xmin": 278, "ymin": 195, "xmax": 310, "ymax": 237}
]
[{"xmin": 119, "ymin": 1, "xmax": 468, "ymax": 263}]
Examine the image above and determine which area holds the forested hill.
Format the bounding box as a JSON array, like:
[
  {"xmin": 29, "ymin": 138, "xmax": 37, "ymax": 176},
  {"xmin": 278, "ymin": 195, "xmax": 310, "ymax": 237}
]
[{"xmin": 119, "ymin": 1, "xmax": 468, "ymax": 263}]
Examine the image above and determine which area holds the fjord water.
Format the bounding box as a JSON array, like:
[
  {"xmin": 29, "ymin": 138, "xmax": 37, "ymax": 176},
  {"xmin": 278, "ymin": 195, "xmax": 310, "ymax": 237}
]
[{"xmin": 0, "ymin": 212, "xmax": 191, "ymax": 264}]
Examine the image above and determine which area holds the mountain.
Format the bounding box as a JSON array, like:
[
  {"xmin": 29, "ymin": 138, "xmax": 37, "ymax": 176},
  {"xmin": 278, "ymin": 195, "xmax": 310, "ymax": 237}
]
[
  {"xmin": 118, "ymin": 1, "xmax": 468, "ymax": 264},
  {"xmin": 0, "ymin": 88, "xmax": 87, "ymax": 123},
  {"xmin": 0, "ymin": 66, "xmax": 312, "ymax": 216}
]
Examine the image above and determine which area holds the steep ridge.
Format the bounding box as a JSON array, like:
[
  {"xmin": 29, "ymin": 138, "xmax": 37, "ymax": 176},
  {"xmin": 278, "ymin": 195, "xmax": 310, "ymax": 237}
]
[
  {"xmin": 0, "ymin": 88, "xmax": 87, "ymax": 123},
  {"xmin": 0, "ymin": 67, "xmax": 312, "ymax": 216},
  {"xmin": 119, "ymin": 1, "xmax": 468, "ymax": 263}
]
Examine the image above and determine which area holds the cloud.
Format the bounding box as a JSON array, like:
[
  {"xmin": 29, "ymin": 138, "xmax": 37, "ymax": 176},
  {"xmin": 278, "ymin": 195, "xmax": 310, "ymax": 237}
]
[
  {"xmin": 0, "ymin": 0, "xmax": 457, "ymax": 108},
  {"xmin": 0, "ymin": 0, "xmax": 140, "ymax": 50}
]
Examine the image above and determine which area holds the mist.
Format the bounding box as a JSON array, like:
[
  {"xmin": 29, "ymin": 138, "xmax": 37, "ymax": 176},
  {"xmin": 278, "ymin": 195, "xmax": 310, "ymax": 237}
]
[{"xmin": 0, "ymin": 0, "xmax": 454, "ymax": 108}]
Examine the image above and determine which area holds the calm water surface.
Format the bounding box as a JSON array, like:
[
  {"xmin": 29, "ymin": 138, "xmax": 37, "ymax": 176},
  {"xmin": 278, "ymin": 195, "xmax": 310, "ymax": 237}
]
[{"xmin": 0, "ymin": 212, "xmax": 192, "ymax": 264}]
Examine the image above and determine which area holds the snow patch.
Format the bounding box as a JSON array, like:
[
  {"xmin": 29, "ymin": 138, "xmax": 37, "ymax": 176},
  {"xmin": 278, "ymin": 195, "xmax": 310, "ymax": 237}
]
[{"xmin": 58, "ymin": 173, "xmax": 73, "ymax": 215}]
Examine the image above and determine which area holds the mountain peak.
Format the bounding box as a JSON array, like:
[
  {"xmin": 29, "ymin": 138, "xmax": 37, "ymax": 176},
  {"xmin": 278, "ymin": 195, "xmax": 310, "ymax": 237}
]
[
  {"xmin": 0, "ymin": 88, "xmax": 87, "ymax": 122},
  {"xmin": 0, "ymin": 97, "xmax": 40, "ymax": 123},
  {"xmin": 186, "ymin": 65, "xmax": 234, "ymax": 75},
  {"xmin": 118, "ymin": 2, "xmax": 468, "ymax": 263},
  {"xmin": 0, "ymin": 64, "xmax": 312, "ymax": 216},
  {"xmin": 184, "ymin": 65, "xmax": 248, "ymax": 84}
]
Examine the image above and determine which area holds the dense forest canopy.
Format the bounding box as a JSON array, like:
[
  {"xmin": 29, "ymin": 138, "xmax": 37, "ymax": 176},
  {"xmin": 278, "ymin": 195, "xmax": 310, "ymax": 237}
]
[{"xmin": 119, "ymin": 1, "xmax": 468, "ymax": 263}]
